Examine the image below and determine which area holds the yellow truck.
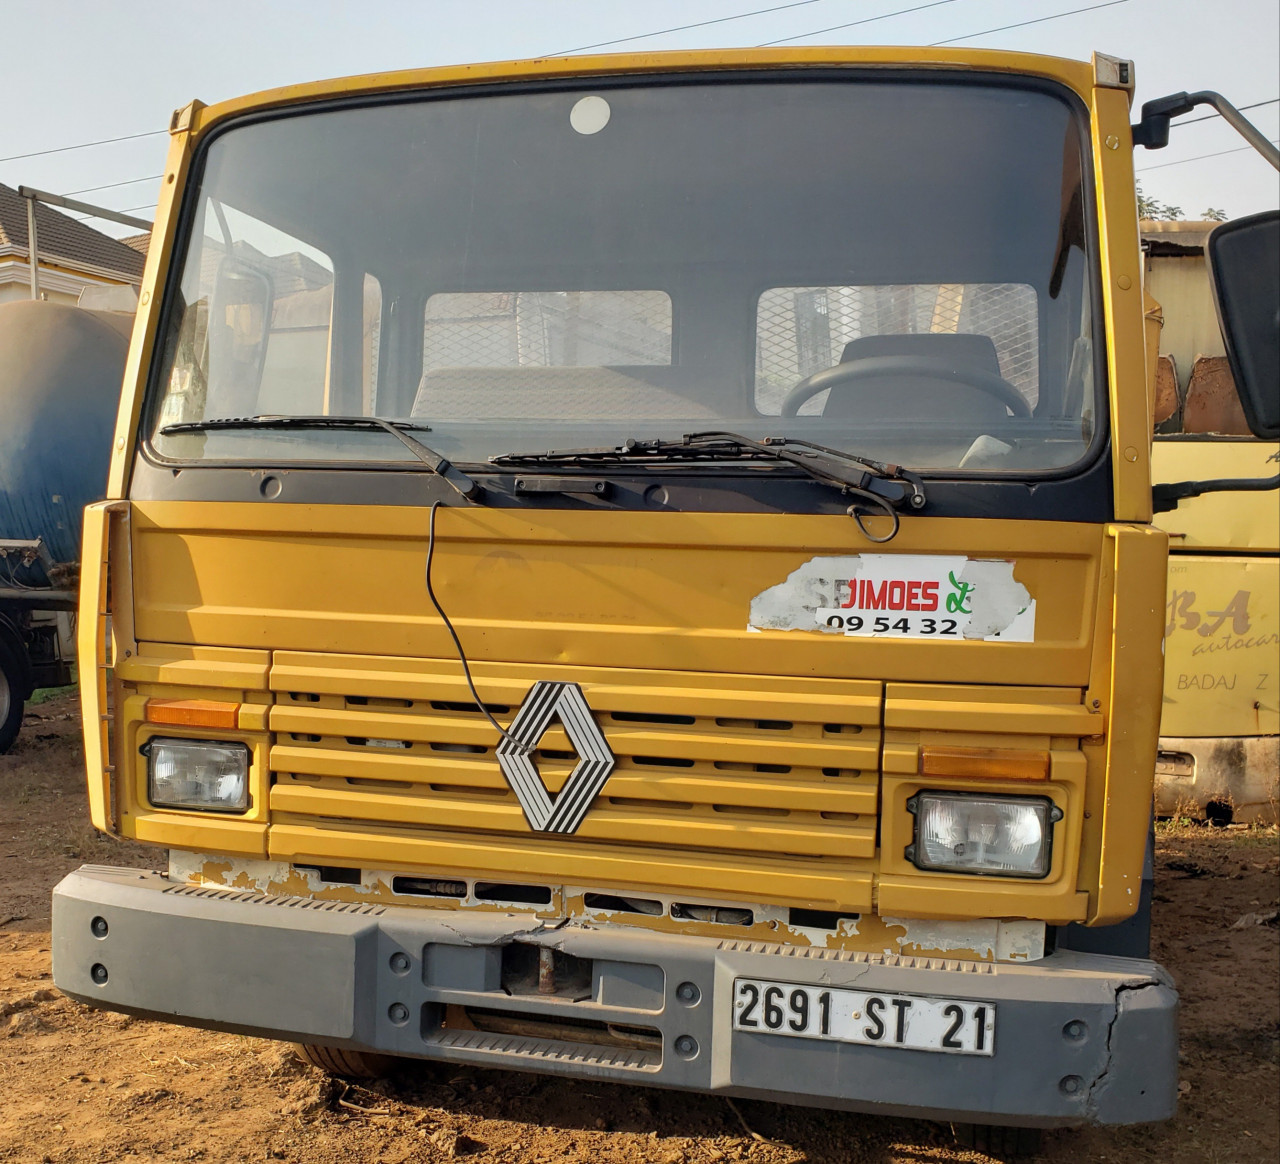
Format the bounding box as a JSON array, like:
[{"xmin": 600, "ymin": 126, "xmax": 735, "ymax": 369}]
[
  {"xmin": 1155, "ymin": 435, "xmax": 1279, "ymax": 823},
  {"xmin": 50, "ymin": 48, "xmax": 1280, "ymax": 1151},
  {"xmin": 1143, "ymin": 222, "xmax": 1280, "ymax": 823}
]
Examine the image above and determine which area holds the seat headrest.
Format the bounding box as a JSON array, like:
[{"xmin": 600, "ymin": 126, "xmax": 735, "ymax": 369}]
[{"xmin": 839, "ymin": 332, "xmax": 1002, "ymax": 376}]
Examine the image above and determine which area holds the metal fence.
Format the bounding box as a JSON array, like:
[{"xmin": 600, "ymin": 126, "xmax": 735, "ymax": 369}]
[
  {"xmin": 754, "ymin": 283, "xmax": 1039, "ymax": 415},
  {"xmin": 422, "ymin": 290, "xmax": 672, "ymax": 372}
]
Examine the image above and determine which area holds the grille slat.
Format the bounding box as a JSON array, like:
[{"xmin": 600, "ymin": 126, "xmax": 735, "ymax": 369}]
[
  {"xmin": 273, "ymin": 744, "xmax": 876, "ymax": 814},
  {"xmin": 269, "ymin": 782, "xmax": 871, "ymax": 858},
  {"xmin": 266, "ymin": 658, "xmax": 881, "ymax": 877},
  {"xmin": 270, "ymin": 707, "xmax": 879, "ymax": 769}
]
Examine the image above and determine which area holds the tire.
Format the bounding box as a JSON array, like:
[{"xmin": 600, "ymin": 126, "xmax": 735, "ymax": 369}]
[
  {"xmin": 0, "ymin": 634, "xmax": 26, "ymax": 755},
  {"xmin": 293, "ymin": 1043, "xmax": 399, "ymax": 1079},
  {"xmin": 951, "ymin": 1123, "xmax": 1044, "ymax": 1158}
]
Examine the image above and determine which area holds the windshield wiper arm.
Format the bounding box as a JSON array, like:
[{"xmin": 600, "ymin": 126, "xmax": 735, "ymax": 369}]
[
  {"xmin": 686, "ymin": 432, "xmax": 927, "ymax": 510},
  {"xmin": 493, "ymin": 432, "xmax": 925, "ymax": 507},
  {"xmin": 492, "ymin": 432, "xmax": 924, "ymax": 540},
  {"xmin": 160, "ymin": 415, "xmax": 478, "ymax": 500}
]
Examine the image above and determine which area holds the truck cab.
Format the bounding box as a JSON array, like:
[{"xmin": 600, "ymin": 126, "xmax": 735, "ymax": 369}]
[{"xmin": 50, "ymin": 47, "xmax": 1277, "ymax": 1137}]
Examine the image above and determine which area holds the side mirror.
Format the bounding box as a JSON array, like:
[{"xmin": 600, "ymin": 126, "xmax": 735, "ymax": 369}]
[
  {"xmin": 208, "ymin": 258, "xmax": 273, "ymax": 414},
  {"xmin": 1207, "ymin": 210, "xmax": 1279, "ymax": 439}
]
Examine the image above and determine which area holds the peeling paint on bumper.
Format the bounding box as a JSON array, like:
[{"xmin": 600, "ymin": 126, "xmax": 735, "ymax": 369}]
[{"xmin": 52, "ymin": 865, "xmax": 1178, "ymax": 1128}]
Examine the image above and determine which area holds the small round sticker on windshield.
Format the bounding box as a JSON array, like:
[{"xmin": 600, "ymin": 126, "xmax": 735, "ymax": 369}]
[{"xmin": 570, "ymin": 95, "xmax": 611, "ymax": 135}]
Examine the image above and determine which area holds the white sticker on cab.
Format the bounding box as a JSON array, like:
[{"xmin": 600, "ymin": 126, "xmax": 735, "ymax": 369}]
[{"xmin": 748, "ymin": 554, "xmax": 1035, "ymax": 642}]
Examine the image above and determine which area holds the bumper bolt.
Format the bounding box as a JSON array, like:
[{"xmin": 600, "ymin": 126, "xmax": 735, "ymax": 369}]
[
  {"xmin": 676, "ymin": 982, "xmax": 701, "ymax": 1005},
  {"xmin": 675, "ymin": 1034, "xmax": 698, "ymax": 1059},
  {"xmin": 90, "ymin": 963, "xmax": 108, "ymax": 985},
  {"xmin": 388, "ymin": 1002, "xmax": 410, "ymax": 1025},
  {"xmin": 389, "ymin": 952, "xmax": 411, "ymax": 975},
  {"xmin": 1063, "ymin": 1020, "xmax": 1087, "ymax": 1042},
  {"xmin": 90, "ymin": 916, "xmax": 109, "ymax": 938},
  {"xmin": 1059, "ymin": 1074, "xmax": 1084, "ymax": 1096}
]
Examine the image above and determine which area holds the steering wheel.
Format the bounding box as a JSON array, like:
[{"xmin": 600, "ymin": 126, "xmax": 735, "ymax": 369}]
[{"xmin": 780, "ymin": 355, "xmax": 1032, "ymax": 419}]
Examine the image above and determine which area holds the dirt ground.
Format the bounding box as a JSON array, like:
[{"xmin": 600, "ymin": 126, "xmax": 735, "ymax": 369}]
[{"xmin": 2, "ymin": 693, "xmax": 1277, "ymax": 1164}]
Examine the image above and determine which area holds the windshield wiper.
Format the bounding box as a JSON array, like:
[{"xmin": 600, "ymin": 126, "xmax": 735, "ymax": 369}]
[
  {"xmin": 492, "ymin": 431, "xmax": 925, "ymax": 540},
  {"xmin": 493, "ymin": 432, "xmax": 926, "ymax": 505},
  {"xmin": 159, "ymin": 415, "xmax": 479, "ymax": 500}
]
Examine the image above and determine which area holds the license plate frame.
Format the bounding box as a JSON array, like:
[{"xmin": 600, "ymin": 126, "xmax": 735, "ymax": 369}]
[{"xmin": 731, "ymin": 978, "xmax": 996, "ymax": 1056}]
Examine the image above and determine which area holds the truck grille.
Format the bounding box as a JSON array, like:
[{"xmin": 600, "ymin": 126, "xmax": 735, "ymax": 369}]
[{"xmin": 265, "ymin": 652, "xmax": 881, "ymax": 903}]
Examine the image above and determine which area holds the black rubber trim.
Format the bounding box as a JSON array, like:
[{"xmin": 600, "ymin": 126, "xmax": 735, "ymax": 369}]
[{"xmin": 129, "ymin": 440, "xmax": 1113, "ymax": 522}]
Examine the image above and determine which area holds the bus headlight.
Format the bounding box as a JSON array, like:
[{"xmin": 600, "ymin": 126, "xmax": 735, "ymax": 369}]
[
  {"xmin": 145, "ymin": 738, "xmax": 250, "ymax": 812},
  {"xmin": 905, "ymin": 791, "xmax": 1062, "ymax": 878}
]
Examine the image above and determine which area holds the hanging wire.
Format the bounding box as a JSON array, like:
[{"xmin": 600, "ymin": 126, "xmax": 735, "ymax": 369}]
[
  {"xmin": 1136, "ymin": 139, "xmax": 1280, "ymax": 172},
  {"xmin": 425, "ymin": 502, "xmax": 531, "ymax": 754},
  {"xmin": 0, "ymin": 129, "xmax": 165, "ymax": 165},
  {"xmin": 930, "ymin": 0, "xmax": 1130, "ymax": 46},
  {"xmin": 554, "ymin": 0, "xmax": 827, "ymax": 54},
  {"xmin": 759, "ymin": 0, "xmax": 959, "ymax": 46}
]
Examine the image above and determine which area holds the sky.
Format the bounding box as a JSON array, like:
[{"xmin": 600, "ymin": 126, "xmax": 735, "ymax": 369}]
[{"xmin": 2, "ymin": 0, "xmax": 1277, "ymax": 238}]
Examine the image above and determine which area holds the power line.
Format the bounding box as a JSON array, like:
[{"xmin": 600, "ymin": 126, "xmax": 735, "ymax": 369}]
[
  {"xmin": 1175, "ymin": 97, "xmax": 1279, "ymax": 128},
  {"xmin": 64, "ymin": 174, "xmax": 163, "ymax": 197},
  {"xmin": 18, "ymin": 1, "xmax": 1244, "ymax": 180},
  {"xmin": 758, "ymin": 0, "xmax": 959, "ymax": 46},
  {"xmin": 66, "ymin": 202, "xmax": 157, "ymax": 227},
  {"xmin": 17, "ymin": 8, "xmax": 1257, "ymax": 173},
  {"xmin": 0, "ymin": 128, "xmax": 165, "ymax": 166},
  {"xmin": 66, "ymin": 199, "xmax": 158, "ymax": 218},
  {"xmin": 930, "ymin": 0, "xmax": 1130, "ymax": 46},
  {"xmin": 83, "ymin": 202, "xmax": 156, "ymax": 216},
  {"xmin": 1136, "ymin": 139, "xmax": 1280, "ymax": 172},
  {"xmin": 555, "ymin": 0, "xmax": 827, "ymax": 55}
]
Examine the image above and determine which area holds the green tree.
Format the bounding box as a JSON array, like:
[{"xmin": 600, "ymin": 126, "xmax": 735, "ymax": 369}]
[{"xmin": 1137, "ymin": 181, "xmax": 1183, "ymax": 221}]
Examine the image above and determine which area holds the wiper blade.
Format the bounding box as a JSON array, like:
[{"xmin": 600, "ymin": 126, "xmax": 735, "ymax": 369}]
[
  {"xmin": 493, "ymin": 433, "xmax": 925, "ymax": 506},
  {"xmin": 159, "ymin": 415, "xmax": 478, "ymax": 500},
  {"xmin": 489, "ymin": 438, "xmax": 739, "ymax": 467},
  {"xmin": 492, "ymin": 432, "xmax": 924, "ymax": 541},
  {"xmin": 161, "ymin": 414, "xmax": 437, "ymax": 435}
]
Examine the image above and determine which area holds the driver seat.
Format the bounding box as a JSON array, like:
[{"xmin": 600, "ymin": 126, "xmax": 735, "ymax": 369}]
[{"xmin": 819, "ymin": 332, "xmax": 1011, "ymax": 420}]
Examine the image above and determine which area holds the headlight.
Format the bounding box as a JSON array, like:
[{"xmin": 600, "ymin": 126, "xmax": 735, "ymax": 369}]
[
  {"xmin": 906, "ymin": 791, "xmax": 1061, "ymax": 878},
  {"xmin": 145, "ymin": 737, "xmax": 250, "ymax": 812}
]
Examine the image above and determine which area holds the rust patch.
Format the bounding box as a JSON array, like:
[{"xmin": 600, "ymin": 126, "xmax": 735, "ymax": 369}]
[{"xmin": 170, "ymin": 854, "xmax": 1042, "ymax": 961}]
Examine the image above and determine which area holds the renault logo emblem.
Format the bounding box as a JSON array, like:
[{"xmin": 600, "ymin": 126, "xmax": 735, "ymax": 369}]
[{"xmin": 496, "ymin": 682, "xmax": 616, "ymax": 834}]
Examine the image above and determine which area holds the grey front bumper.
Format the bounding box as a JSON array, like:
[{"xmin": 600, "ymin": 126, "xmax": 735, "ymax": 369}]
[{"xmin": 52, "ymin": 866, "xmax": 1178, "ymax": 1128}]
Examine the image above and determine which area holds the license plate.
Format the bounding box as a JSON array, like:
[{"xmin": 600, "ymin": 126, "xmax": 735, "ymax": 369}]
[{"xmin": 732, "ymin": 979, "xmax": 996, "ymax": 1056}]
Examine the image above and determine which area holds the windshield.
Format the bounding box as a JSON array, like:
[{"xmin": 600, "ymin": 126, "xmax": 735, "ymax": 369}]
[{"xmin": 150, "ymin": 74, "xmax": 1100, "ymax": 474}]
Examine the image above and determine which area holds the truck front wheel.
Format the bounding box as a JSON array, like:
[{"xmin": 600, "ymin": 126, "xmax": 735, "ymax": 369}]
[
  {"xmin": 293, "ymin": 1043, "xmax": 400, "ymax": 1079},
  {"xmin": 0, "ymin": 635, "xmax": 25, "ymax": 754},
  {"xmin": 951, "ymin": 1124, "xmax": 1044, "ymax": 1158}
]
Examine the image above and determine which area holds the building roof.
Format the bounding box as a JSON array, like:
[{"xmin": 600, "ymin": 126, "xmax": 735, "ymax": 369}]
[
  {"xmin": 119, "ymin": 233, "xmax": 151, "ymax": 256},
  {"xmin": 0, "ymin": 182, "xmax": 147, "ymax": 281}
]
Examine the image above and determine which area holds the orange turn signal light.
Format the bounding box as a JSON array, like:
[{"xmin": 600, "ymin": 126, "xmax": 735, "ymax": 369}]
[
  {"xmin": 145, "ymin": 698, "xmax": 241, "ymax": 730},
  {"xmin": 919, "ymin": 745, "xmax": 1050, "ymax": 782}
]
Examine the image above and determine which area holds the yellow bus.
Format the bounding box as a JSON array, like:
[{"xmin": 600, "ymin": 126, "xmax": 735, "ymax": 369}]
[{"xmin": 50, "ymin": 49, "xmax": 1279, "ymax": 1151}]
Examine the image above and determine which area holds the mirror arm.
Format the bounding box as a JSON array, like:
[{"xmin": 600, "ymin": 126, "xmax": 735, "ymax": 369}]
[
  {"xmin": 1153, "ymin": 474, "xmax": 1280, "ymax": 514},
  {"xmin": 1132, "ymin": 91, "xmax": 1280, "ymax": 170}
]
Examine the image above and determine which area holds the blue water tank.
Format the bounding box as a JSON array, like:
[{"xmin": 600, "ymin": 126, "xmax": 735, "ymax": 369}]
[{"xmin": 0, "ymin": 300, "xmax": 132, "ymax": 568}]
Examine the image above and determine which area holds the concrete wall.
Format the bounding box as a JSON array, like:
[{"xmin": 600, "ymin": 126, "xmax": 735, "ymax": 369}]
[
  {"xmin": 0, "ymin": 280, "xmax": 78, "ymax": 307},
  {"xmin": 0, "ymin": 254, "xmax": 137, "ymax": 310}
]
